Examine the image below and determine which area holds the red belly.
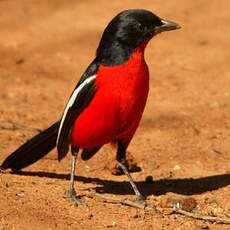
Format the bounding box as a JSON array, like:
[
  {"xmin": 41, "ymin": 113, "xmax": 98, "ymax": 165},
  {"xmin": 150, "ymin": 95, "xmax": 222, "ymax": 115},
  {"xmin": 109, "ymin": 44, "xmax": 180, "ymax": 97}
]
[{"xmin": 71, "ymin": 49, "xmax": 149, "ymax": 148}]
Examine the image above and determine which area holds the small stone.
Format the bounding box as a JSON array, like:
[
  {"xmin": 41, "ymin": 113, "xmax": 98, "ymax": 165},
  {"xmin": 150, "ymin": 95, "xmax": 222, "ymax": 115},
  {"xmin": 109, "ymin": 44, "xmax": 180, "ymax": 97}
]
[
  {"xmin": 182, "ymin": 198, "xmax": 197, "ymax": 212},
  {"xmin": 173, "ymin": 165, "xmax": 181, "ymax": 171},
  {"xmin": 164, "ymin": 197, "xmax": 197, "ymax": 211},
  {"xmin": 16, "ymin": 58, "xmax": 25, "ymax": 65},
  {"xmin": 87, "ymin": 213, "xmax": 93, "ymax": 219},
  {"xmin": 107, "ymin": 221, "xmax": 116, "ymax": 228},
  {"xmin": 5, "ymin": 182, "xmax": 9, "ymax": 188},
  {"xmin": 16, "ymin": 191, "xmax": 25, "ymax": 198}
]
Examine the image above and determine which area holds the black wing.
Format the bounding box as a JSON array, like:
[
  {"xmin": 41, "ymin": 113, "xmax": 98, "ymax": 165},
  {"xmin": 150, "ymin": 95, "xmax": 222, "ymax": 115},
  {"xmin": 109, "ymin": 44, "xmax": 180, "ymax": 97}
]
[
  {"xmin": 57, "ymin": 59, "xmax": 100, "ymax": 160},
  {"xmin": 57, "ymin": 75, "xmax": 97, "ymax": 160}
]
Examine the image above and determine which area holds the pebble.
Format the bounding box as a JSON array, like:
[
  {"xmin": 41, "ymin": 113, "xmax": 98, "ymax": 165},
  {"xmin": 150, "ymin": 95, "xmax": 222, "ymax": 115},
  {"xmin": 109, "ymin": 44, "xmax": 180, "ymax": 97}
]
[
  {"xmin": 164, "ymin": 197, "xmax": 197, "ymax": 212},
  {"xmin": 173, "ymin": 165, "xmax": 181, "ymax": 171}
]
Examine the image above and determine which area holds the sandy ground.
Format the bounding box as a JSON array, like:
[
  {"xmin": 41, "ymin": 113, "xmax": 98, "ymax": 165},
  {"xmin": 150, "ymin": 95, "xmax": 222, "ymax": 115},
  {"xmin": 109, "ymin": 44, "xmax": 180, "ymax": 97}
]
[{"xmin": 0, "ymin": 0, "xmax": 230, "ymax": 229}]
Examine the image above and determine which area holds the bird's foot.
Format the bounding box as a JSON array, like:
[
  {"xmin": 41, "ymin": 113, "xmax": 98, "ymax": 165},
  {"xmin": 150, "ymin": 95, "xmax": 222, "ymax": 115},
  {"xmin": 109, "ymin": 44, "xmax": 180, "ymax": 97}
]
[
  {"xmin": 136, "ymin": 194, "xmax": 145, "ymax": 202},
  {"xmin": 122, "ymin": 199, "xmax": 155, "ymax": 210},
  {"xmin": 126, "ymin": 196, "xmax": 155, "ymax": 210},
  {"xmin": 66, "ymin": 188, "xmax": 87, "ymax": 207}
]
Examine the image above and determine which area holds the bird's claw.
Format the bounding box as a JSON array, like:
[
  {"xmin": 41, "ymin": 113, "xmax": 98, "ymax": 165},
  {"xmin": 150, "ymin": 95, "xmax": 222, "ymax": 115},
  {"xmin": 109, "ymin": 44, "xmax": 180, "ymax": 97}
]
[
  {"xmin": 65, "ymin": 189, "xmax": 87, "ymax": 207},
  {"xmin": 128, "ymin": 197, "xmax": 156, "ymax": 210},
  {"xmin": 143, "ymin": 202, "xmax": 156, "ymax": 211},
  {"xmin": 136, "ymin": 194, "xmax": 145, "ymax": 202},
  {"xmin": 120, "ymin": 199, "xmax": 155, "ymax": 210}
]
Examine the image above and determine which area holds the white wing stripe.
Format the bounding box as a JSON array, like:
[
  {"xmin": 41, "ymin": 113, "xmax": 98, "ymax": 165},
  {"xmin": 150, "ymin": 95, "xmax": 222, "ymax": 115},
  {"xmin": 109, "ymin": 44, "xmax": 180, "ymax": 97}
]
[{"xmin": 56, "ymin": 75, "xmax": 96, "ymax": 145}]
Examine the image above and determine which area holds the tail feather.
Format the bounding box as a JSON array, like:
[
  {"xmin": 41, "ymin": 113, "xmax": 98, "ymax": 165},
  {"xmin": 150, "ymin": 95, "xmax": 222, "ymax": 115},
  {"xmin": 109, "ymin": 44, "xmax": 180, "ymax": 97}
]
[{"xmin": 1, "ymin": 121, "xmax": 60, "ymax": 171}]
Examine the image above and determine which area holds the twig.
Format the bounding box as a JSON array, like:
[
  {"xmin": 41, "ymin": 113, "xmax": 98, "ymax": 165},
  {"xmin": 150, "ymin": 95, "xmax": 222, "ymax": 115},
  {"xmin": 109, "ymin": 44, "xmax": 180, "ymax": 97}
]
[
  {"xmin": 173, "ymin": 208, "xmax": 230, "ymax": 224},
  {"xmin": 86, "ymin": 191, "xmax": 155, "ymax": 210},
  {"xmin": 82, "ymin": 189, "xmax": 230, "ymax": 224},
  {"xmin": 0, "ymin": 121, "xmax": 41, "ymax": 132}
]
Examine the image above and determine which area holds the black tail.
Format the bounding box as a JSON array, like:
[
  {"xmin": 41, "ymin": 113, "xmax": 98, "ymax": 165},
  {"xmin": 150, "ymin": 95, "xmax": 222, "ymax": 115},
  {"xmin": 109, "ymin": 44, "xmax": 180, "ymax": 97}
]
[{"xmin": 1, "ymin": 121, "xmax": 60, "ymax": 171}]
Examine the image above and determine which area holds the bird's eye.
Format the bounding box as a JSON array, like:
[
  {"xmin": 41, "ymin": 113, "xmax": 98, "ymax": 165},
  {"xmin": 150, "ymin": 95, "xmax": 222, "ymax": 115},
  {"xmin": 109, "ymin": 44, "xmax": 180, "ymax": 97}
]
[{"xmin": 137, "ymin": 23, "xmax": 146, "ymax": 32}]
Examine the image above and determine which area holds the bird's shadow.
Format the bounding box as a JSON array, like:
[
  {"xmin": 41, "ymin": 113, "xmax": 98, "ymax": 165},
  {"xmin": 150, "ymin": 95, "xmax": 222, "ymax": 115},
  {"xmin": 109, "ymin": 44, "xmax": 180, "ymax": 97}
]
[{"xmin": 12, "ymin": 170, "xmax": 230, "ymax": 197}]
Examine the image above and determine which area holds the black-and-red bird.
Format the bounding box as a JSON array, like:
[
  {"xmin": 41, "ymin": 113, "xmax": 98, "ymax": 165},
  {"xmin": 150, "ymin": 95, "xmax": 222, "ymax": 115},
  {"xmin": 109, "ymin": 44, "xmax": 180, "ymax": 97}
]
[{"xmin": 1, "ymin": 9, "xmax": 180, "ymax": 205}]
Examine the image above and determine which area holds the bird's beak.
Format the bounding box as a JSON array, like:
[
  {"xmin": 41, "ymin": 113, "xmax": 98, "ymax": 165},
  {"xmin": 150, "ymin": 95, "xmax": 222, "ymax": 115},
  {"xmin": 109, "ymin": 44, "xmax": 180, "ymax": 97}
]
[{"xmin": 154, "ymin": 19, "xmax": 181, "ymax": 34}]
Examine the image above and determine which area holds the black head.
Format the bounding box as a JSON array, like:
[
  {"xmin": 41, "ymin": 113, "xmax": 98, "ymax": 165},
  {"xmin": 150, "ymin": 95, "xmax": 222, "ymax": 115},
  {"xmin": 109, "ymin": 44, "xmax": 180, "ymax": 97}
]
[{"xmin": 96, "ymin": 9, "xmax": 180, "ymax": 65}]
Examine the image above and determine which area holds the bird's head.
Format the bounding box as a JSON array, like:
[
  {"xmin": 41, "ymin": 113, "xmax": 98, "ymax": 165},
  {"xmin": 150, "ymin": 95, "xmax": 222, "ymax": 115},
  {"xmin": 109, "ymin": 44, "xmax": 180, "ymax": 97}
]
[{"xmin": 96, "ymin": 9, "xmax": 180, "ymax": 65}]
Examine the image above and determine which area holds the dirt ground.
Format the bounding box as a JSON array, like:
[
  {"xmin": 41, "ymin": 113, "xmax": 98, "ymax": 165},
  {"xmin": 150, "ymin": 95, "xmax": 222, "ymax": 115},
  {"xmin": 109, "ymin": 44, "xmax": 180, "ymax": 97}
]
[{"xmin": 0, "ymin": 0, "xmax": 230, "ymax": 229}]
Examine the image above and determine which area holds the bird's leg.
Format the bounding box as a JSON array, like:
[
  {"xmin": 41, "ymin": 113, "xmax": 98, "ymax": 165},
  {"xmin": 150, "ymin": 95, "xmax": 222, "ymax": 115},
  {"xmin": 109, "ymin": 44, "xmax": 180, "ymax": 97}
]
[
  {"xmin": 66, "ymin": 146, "xmax": 83, "ymax": 205},
  {"xmin": 117, "ymin": 162, "xmax": 144, "ymax": 201},
  {"xmin": 117, "ymin": 141, "xmax": 144, "ymax": 201}
]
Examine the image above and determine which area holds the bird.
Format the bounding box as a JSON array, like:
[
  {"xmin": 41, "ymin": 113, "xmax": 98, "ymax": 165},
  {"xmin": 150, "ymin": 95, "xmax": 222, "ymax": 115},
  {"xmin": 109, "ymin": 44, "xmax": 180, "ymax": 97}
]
[{"xmin": 1, "ymin": 9, "xmax": 180, "ymax": 205}]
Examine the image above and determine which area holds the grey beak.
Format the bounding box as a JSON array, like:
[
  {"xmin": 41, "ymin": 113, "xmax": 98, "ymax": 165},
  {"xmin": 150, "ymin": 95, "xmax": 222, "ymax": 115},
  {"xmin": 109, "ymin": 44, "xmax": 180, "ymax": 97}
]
[{"xmin": 154, "ymin": 19, "xmax": 181, "ymax": 34}]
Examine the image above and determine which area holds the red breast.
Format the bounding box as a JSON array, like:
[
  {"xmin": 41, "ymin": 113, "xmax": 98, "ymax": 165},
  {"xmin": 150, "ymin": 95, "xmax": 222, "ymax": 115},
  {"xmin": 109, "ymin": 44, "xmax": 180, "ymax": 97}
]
[{"xmin": 71, "ymin": 43, "xmax": 149, "ymax": 148}]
